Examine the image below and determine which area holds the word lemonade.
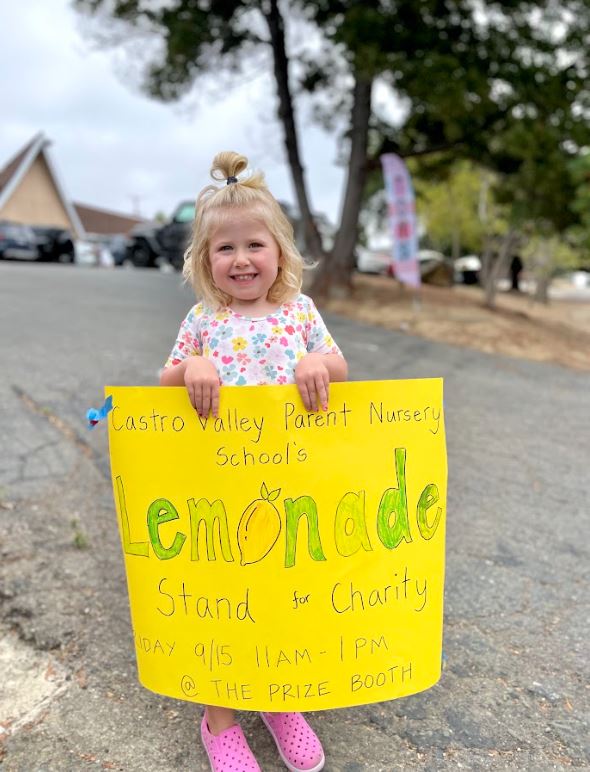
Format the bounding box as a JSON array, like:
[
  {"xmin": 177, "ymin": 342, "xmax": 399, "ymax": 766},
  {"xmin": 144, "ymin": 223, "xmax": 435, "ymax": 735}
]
[{"xmin": 108, "ymin": 380, "xmax": 447, "ymax": 711}]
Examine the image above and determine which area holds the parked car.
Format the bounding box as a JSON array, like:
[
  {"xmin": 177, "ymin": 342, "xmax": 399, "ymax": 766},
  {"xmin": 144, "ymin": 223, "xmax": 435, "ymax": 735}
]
[
  {"xmin": 417, "ymin": 249, "xmax": 454, "ymax": 286},
  {"xmin": 126, "ymin": 201, "xmax": 195, "ymax": 269},
  {"xmin": 106, "ymin": 235, "xmax": 129, "ymax": 267},
  {"xmin": 356, "ymin": 247, "xmax": 392, "ymax": 275},
  {"xmin": 74, "ymin": 238, "xmax": 116, "ymax": 267},
  {"xmin": 417, "ymin": 249, "xmax": 444, "ymax": 264},
  {"xmin": 0, "ymin": 220, "xmax": 39, "ymax": 260},
  {"xmin": 33, "ymin": 226, "xmax": 75, "ymax": 263},
  {"xmin": 74, "ymin": 240, "xmax": 100, "ymax": 266},
  {"xmin": 356, "ymin": 246, "xmax": 453, "ymax": 285},
  {"xmin": 570, "ymin": 270, "xmax": 590, "ymax": 288},
  {"xmin": 454, "ymin": 254, "xmax": 482, "ymax": 285}
]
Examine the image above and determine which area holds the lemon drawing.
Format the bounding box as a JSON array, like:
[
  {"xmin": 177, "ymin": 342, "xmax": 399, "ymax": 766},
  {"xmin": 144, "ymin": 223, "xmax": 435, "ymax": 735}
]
[{"xmin": 237, "ymin": 482, "xmax": 282, "ymax": 566}]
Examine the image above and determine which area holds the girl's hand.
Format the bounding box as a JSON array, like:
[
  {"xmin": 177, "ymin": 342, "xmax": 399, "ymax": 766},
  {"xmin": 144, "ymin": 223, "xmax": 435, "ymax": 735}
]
[
  {"xmin": 184, "ymin": 356, "xmax": 221, "ymax": 417},
  {"xmin": 295, "ymin": 353, "xmax": 330, "ymax": 412}
]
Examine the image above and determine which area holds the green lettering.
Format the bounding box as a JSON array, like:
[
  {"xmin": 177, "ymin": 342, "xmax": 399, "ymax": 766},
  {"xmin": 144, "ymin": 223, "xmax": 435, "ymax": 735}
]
[
  {"xmin": 377, "ymin": 448, "xmax": 412, "ymax": 549},
  {"xmin": 334, "ymin": 491, "xmax": 372, "ymax": 557},
  {"xmin": 284, "ymin": 495, "xmax": 326, "ymax": 568},
  {"xmin": 188, "ymin": 498, "xmax": 234, "ymax": 562},
  {"xmin": 147, "ymin": 499, "xmax": 186, "ymax": 560},
  {"xmin": 417, "ymin": 484, "xmax": 442, "ymax": 539},
  {"xmin": 115, "ymin": 476, "xmax": 148, "ymax": 557}
]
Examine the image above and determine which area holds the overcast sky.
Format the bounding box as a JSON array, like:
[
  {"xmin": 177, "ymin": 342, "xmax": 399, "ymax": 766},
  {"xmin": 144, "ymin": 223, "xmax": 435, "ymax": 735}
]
[{"xmin": 0, "ymin": 0, "xmax": 349, "ymax": 223}]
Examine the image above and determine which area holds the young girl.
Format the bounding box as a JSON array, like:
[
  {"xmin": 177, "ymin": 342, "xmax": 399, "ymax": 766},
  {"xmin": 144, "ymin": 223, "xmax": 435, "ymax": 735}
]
[{"xmin": 160, "ymin": 151, "xmax": 348, "ymax": 772}]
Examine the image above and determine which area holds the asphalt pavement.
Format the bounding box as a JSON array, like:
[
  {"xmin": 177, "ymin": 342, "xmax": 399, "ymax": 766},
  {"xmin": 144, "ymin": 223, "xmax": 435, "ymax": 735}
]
[{"xmin": 0, "ymin": 262, "xmax": 588, "ymax": 771}]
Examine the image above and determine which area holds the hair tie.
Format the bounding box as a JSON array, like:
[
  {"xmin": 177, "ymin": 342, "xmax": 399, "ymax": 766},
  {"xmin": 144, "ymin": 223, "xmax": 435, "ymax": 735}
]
[{"xmin": 226, "ymin": 176, "xmax": 238, "ymax": 185}]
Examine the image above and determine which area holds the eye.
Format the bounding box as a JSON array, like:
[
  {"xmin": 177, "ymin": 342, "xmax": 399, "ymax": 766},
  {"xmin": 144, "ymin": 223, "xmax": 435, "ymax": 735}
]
[
  {"xmin": 218, "ymin": 244, "xmax": 232, "ymax": 252},
  {"xmin": 249, "ymin": 241, "xmax": 263, "ymax": 249}
]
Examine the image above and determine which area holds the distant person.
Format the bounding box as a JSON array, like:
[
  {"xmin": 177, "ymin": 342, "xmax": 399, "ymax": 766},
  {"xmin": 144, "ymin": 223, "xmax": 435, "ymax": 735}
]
[
  {"xmin": 510, "ymin": 254, "xmax": 523, "ymax": 292},
  {"xmin": 160, "ymin": 151, "xmax": 348, "ymax": 772}
]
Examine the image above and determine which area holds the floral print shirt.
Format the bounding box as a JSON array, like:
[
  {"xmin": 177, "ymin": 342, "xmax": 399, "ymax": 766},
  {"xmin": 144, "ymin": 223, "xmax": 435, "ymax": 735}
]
[{"xmin": 164, "ymin": 294, "xmax": 342, "ymax": 386}]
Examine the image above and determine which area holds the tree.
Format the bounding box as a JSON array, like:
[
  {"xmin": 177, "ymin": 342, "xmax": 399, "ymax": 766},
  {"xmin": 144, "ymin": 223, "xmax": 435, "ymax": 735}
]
[
  {"xmin": 412, "ymin": 161, "xmax": 501, "ymax": 259},
  {"xmin": 522, "ymin": 229, "xmax": 580, "ymax": 303},
  {"xmin": 73, "ymin": 0, "xmax": 590, "ymax": 297},
  {"xmin": 478, "ymin": 108, "xmax": 588, "ymax": 307},
  {"xmin": 569, "ymin": 152, "xmax": 590, "ymax": 260}
]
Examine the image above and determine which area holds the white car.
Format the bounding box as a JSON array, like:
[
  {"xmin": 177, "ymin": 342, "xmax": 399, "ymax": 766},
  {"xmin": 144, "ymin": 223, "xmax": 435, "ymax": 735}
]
[
  {"xmin": 356, "ymin": 247, "xmax": 392, "ymax": 275},
  {"xmin": 74, "ymin": 240, "xmax": 100, "ymax": 266},
  {"xmin": 356, "ymin": 247, "xmax": 448, "ymax": 277},
  {"xmin": 454, "ymin": 255, "xmax": 482, "ymax": 284},
  {"xmin": 74, "ymin": 240, "xmax": 114, "ymax": 267},
  {"xmin": 417, "ymin": 249, "xmax": 445, "ymax": 266}
]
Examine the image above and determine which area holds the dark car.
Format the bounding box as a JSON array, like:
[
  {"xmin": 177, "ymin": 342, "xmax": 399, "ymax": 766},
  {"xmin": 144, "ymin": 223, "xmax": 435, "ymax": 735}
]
[
  {"xmin": 126, "ymin": 201, "xmax": 195, "ymax": 269},
  {"xmin": 0, "ymin": 220, "xmax": 39, "ymax": 260},
  {"xmin": 107, "ymin": 235, "xmax": 129, "ymax": 267},
  {"xmin": 33, "ymin": 226, "xmax": 75, "ymax": 263}
]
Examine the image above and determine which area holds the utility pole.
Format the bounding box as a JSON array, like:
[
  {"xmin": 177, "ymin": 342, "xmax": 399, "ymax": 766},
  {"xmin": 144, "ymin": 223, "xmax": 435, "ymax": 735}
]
[{"xmin": 129, "ymin": 195, "xmax": 142, "ymax": 217}]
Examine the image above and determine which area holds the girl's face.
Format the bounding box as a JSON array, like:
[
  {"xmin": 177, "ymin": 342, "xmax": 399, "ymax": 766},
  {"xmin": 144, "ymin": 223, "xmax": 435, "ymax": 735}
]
[{"xmin": 208, "ymin": 210, "xmax": 281, "ymax": 314}]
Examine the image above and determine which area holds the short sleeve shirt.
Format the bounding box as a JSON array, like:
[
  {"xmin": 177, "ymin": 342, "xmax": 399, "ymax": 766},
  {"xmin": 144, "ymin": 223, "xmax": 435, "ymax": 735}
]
[{"xmin": 164, "ymin": 294, "xmax": 342, "ymax": 386}]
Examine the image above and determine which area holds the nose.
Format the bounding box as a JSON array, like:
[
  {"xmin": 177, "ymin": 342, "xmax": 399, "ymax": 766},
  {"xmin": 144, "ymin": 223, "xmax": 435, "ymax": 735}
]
[{"xmin": 233, "ymin": 249, "xmax": 251, "ymax": 266}]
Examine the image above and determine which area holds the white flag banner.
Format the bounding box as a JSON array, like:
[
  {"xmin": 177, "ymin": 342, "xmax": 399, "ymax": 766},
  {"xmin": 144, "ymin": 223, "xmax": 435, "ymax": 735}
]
[{"xmin": 381, "ymin": 154, "xmax": 421, "ymax": 288}]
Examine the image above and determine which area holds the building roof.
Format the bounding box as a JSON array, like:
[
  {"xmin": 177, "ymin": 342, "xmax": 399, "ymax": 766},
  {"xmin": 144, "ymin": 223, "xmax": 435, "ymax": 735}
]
[
  {"xmin": 0, "ymin": 132, "xmax": 86, "ymax": 237},
  {"xmin": 0, "ymin": 136, "xmax": 38, "ymax": 196},
  {"xmin": 73, "ymin": 202, "xmax": 144, "ymax": 237},
  {"xmin": 0, "ymin": 133, "xmax": 147, "ymax": 239}
]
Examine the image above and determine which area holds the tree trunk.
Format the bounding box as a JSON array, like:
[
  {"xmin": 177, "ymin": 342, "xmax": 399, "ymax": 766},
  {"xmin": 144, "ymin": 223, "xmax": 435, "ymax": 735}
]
[
  {"xmin": 451, "ymin": 226, "xmax": 461, "ymax": 262},
  {"xmin": 534, "ymin": 276, "xmax": 550, "ymax": 303},
  {"xmin": 311, "ymin": 71, "xmax": 373, "ymax": 297},
  {"xmin": 484, "ymin": 229, "xmax": 518, "ymax": 309},
  {"xmin": 448, "ymin": 183, "xmax": 461, "ymax": 261},
  {"xmin": 531, "ymin": 240, "xmax": 553, "ymax": 304},
  {"xmin": 264, "ymin": 0, "xmax": 325, "ymax": 264},
  {"xmin": 480, "ymin": 236, "xmax": 493, "ymax": 287}
]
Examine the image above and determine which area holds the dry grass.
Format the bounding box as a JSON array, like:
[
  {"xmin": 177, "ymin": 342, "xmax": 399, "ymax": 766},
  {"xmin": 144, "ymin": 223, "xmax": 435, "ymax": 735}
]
[{"xmin": 324, "ymin": 274, "xmax": 590, "ymax": 372}]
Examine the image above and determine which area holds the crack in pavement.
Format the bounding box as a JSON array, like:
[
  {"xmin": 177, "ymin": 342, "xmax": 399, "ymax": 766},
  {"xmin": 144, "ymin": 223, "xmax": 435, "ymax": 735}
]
[{"xmin": 11, "ymin": 385, "xmax": 110, "ymax": 482}]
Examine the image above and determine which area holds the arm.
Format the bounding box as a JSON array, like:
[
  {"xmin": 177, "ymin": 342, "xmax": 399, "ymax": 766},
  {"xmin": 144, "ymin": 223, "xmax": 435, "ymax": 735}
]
[
  {"xmin": 160, "ymin": 304, "xmax": 221, "ymax": 417},
  {"xmin": 295, "ymin": 352, "xmax": 348, "ymax": 412},
  {"xmin": 160, "ymin": 359, "xmax": 191, "ymax": 387},
  {"xmin": 296, "ymin": 296, "xmax": 348, "ymax": 411},
  {"xmin": 160, "ymin": 357, "xmax": 221, "ymax": 417},
  {"xmin": 321, "ymin": 352, "xmax": 348, "ymax": 382}
]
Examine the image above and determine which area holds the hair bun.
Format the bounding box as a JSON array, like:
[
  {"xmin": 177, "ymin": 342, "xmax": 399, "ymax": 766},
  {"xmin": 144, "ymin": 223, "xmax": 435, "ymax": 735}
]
[{"xmin": 210, "ymin": 151, "xmax": 248, "ymax": 183}]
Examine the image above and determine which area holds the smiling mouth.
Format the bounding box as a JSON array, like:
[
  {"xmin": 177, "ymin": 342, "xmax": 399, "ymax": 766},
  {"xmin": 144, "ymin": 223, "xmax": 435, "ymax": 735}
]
[{"xmin": 231, "ymin": 273, "xmax": 258, "ymax": 282}]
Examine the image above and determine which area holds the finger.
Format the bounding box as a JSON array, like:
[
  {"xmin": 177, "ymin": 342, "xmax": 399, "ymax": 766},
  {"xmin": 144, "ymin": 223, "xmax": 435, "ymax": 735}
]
[
  {"xmin": 308, "ymin": 378, "xmax": 319, "ymax": 412},
  {"xmin": 201, "ymin": 383, "xmax": 212, "ymax": 418},
  {"xmin": 297, "ymin": 380, "xmax": 312, "ymax": 411},
  {"xmin": 315, "ymin": 373, "xmax": 329, "ymax": 411},
  {"xmin": 211, "ymin": 382, "xmax": 220, "ymax": 418},
  {"xmin": 194, "ymin": 383, "xmax": 203, "ymax": 416},
  {"xmin": 188, "ymin": 383, "xmax": 198, "ymax": 412}
]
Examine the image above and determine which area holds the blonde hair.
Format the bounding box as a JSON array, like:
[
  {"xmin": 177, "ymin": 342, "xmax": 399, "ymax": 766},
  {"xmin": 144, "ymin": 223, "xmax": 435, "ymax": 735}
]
[{"xmin": 183, "ymin": 151, "xmax": 304, "ymax": 308}]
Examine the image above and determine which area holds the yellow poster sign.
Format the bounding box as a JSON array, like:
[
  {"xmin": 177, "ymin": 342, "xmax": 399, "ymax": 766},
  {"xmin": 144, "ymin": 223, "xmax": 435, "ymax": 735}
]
[{"xmin": 107, "ymin": 379, "xmax": 447, "ymax": 711}]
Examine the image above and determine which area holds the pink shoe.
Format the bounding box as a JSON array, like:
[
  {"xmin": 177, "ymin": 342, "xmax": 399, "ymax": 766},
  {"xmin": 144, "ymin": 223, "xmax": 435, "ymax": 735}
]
[
  {"xmin": 261, "ymin": 712, "xmax": 325, "ymax": 772},
  {"xmin": 200, "ymin": 715, "xmax": 261, "ymax": 772}
]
